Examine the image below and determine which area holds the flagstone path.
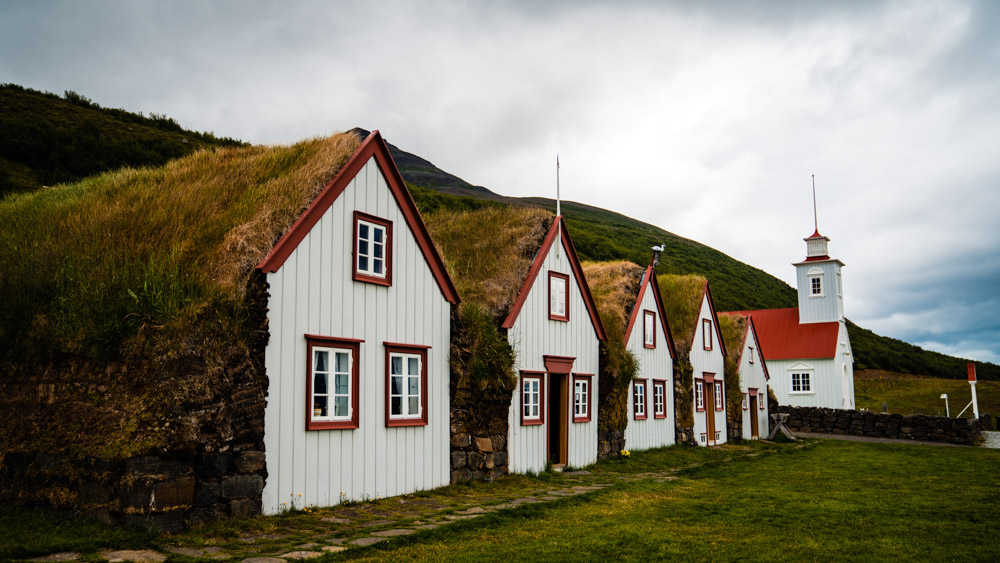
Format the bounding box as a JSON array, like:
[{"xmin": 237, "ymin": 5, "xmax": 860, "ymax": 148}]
[{"xmin": 29, "ymin": 442, "xmax": 808, "ymax": 562}]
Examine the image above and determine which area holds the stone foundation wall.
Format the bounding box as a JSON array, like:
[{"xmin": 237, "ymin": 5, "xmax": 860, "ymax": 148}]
[
  {"xmin": 449, "ymin": 377, "xmax": 511, "ymax": 482},
  {"xmin": 675, "ymin": 425, "xmax": 695, "ymax": 445},
  {"xmin": 598, "ymin": 429, "xmax": 625, "ymax": 458},
  {"xmin": 774, "ymin": 405, "xmax": 983, "ymax": 445}
]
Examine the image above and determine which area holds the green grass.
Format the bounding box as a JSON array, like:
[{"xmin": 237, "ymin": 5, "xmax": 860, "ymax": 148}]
[
  {"xmin": 855, "ymin": 372, "xmax": 1000, "ymax": 417},
  {"xmin": 0, "ymin": 505, "xmax": 158, "ymax": 560},
  {"xmin": 336, "ymin": 440, "xmax": 1000, "ymax": 561}
]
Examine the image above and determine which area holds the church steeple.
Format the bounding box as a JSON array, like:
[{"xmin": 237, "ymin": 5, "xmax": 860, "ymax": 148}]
[{"xmin": 794, "ymin": 230, "xmax": 844, "ymax": 324}]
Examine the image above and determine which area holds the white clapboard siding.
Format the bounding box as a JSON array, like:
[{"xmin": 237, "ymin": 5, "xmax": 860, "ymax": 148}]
[
  {"xmin": 766, "ymin": 322, "xmax": 854, "ymax": 410},
  {"xmin": 507, "ymin": 237, "xmax": 600, "ymax": 474},
  {"xmin": 690, "ymin": 293, "xmax": 727, "ymax": 446},
  {"xmin": 738, "ymin": 325, "xmax": 769, "ymax": 440},
  {"xmin": 262, "ymin": 156, "xmax": 450, "ymax": 514},
  {"xmin": 624, "ymin": 281, "xmax": 675, "ymax": 451}
]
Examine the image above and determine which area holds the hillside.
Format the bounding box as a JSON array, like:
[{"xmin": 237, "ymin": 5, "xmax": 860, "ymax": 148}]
[{"xmin": 0, "ymin": 84, "xmax": 244, "ymax": 197}]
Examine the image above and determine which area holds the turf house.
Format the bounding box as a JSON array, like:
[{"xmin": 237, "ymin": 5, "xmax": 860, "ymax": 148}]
[
  {"xmin": 727, "ymin": 230, "xmax": 855, "ymax": 410},
  {"xmin": 658, "ymin": 275, "xmax": 729, "ymax": 446},
  {"xmin": 0, "ymin": 129, "xmax": 460, "ymax": 529},
  {"xmin": 426, "ymin": 207, "xmax": 607, "ymax": 475},
  {"xmin": 582, "ymin": 253, "xmax": 677, "ymax": 455},
  {"xmin": 718, "ymin": 312, "xmax": 770, "ymax": 440}
]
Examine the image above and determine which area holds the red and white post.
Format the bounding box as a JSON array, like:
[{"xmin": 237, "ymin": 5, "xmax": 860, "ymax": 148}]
[{"xmin": 968, "ymin": 363, "xmax": 980, "ymax": 419}]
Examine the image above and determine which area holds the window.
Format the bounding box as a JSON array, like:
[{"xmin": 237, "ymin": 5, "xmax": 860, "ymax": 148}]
[
  {"xmin": 837, "ymin": 272, "xmax": 843, "ymax": 297},
  {"xmin": 653, "ymin": 380, "xmax": 667, "ymax": 419},
  {"xmin": 808, "ymin": 268, "xmax": 824, "ymax": 297},
  {"xmin": 353, "ymin": 212, "xmax": 393, "ymax": 286},
  {"xmin": 549, "ymin": 272, "xmax": 569, "ymax": 321},
  {"xmin": 521, "ymin": 372, "xmax": 544, "ymax": 425},
  {"xmin": 749, "ymin": 346, "xmax": 755, "ymax": 364},
  {"xmin": 385, "ymin": 344, "xmax": 428, "ymax": 427},
  {"xmin": 759, "ymin": 392, "xmax": 767, "ymax": 410},
  {"xmin": 714, "ymin": 381, "xmax": 724, "ymax": 411},
  {"xmin": 791, "ymin": 372, "xmax": 812, "ymax": 393},
  {"xmin": 694, "ymin": 379, "xmax": 705, "ymax": 412},
  {"xmin": 573, "ymin": 374, "xmax": 593, "ymax": 423},
  {"xmin": 742, "ymin": 393, "xmax": 748, "ymax": 411},
  {"xmin": 643, "ymin": 310, "xmax": 656, "ymax": 348},
  {"xmin": 306, "ymin": 336, "xmax": 361, "ymax": 431},
  {"xmin": 633, "ymin": 380, "xmax": 648, "ymax": 420},
  {"xmin": 703, "ymin": 319, "xmax": 713, "ymax": 350}
]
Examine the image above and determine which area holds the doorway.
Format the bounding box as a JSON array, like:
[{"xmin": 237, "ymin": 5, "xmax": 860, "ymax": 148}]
[
  {"xmin": 547, "ymin": 373, "xmax": 568, "ymax": 466},
  {"xmin": 705, "ymin": 381, "xmax": 716, "ymax": 445},
  {"xmin": 749, "ymin": 395, "xmax": 759, "ymax": 438}
]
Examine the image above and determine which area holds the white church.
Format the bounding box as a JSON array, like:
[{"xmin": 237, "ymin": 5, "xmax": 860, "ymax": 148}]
[{"xmin": 729, "ymin": 229, "xmax": 855, "ymax": 410}]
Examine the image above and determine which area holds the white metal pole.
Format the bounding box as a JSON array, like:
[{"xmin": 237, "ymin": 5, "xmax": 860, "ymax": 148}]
[{"xmin": 971, "ymin": 381, "xmax": 980, "ymax": 419}]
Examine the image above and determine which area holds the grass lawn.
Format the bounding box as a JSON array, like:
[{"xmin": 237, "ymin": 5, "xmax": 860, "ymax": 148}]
[
  {"xmin": 337, "ymin": 440, "xmax": 1000, "ymax": 562},
  {"xmin": 855, "ymin": 371, "xmax": 1000, "ymax": 418}
]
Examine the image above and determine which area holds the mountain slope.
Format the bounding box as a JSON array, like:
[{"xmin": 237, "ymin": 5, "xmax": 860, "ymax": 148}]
[{"xmin": 0, "ymin": 84, "xmax": 244, "ymax": 197}]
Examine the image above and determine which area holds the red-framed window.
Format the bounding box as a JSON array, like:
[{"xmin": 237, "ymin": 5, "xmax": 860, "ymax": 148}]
[
  {"xmin": 572, "ymin": 374, "xmax": 593, "ymax": 423},
  {"xmin": 643, "ymin": 310, "xmax": 656, "ymax": 348},
  {"xmin": 549, "ymin": 271, "xmax": 569, "ymax": 321},
  {"xmin": 714, "ymin": 381, "xmax": 724, "ymax": 411},
  {"xmin": 353, "ymin": 211, "xmax": 393, "ymax": 286},
  {"xmin": 384, "ymin": 343, "xmax": 429, "ymax": 427},
  {"xmin": 748, "ymin": 346, "xmax": 755, "ymax": 364},
  {"xmin": 702, "ymin": 318, "xmax": 713, "ymax": 350},
  {"xmin": 694, "ymin": 378, "xmax": 705, "ymax": 412},
  {"xmin": 306, "ymin": 335, "xmax": 362, "ymax": 431},
  {"xmin": 653, "ymin": 380, "xmax": 667, "ymax": 419},
  {"xmin": 759, "ymin": 391, "xmax": 767, "ymax": 410},
  {"xmin": 633, "ymin": 380, "xmax": 648, "ymax": 420},
  {"xmin": 742, "ymin": 393, "xmax": 749, "ymax": 411},
  {"xmin": 521, "ymin": 371, "xmax": 545, "ymax": 426}
]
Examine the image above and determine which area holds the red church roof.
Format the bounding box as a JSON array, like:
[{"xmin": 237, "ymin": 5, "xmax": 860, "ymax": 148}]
[{"xmin": 725, "ymin": 307, "xmax": 838, "ymax": 360}]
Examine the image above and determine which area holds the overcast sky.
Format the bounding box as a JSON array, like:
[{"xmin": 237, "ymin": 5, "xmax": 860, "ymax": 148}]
[{"xmin": 3, "ymin": 0, "xmax": 998, "ymax": 366}]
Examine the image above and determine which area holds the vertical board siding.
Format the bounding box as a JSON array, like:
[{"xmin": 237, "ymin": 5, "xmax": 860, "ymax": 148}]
[
  {"xmin": 507, "ymin": 238, "xmax": 600, "ymax": 474},
  {"xmin": 624, "ymin": 285, "xmax": 675, "ymax": 451},
  {"xmin": 262, "ymin": 157, "xmax": 450, "ymax": 514},
  {"xmin": 796, "ymin": 261, "xmax": 842, "ymax": 324},
  {"xmin": 739, "ymin": 329, "xmax": 769, "ymax": 440},
  {"xmin": 690, "ymin": 295, "xmax": 727, "ymax": 446}
]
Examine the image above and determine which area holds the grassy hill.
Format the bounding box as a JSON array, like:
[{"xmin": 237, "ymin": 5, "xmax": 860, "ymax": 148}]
[{"xmin": 0, "ymin": 84, "xmax": 244, "ymax": 197}]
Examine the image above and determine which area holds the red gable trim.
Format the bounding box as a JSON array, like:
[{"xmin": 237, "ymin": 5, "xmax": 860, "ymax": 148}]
[
  {"xmin": 748, "ymin": 317, "xmax": 770, "ymax": 381},
  {"xmin": 727, "ymin": 307, "xmax": 839, "ymax": 360},
  {"xmin": 624, "ymin": 266, "xmax": 677, "ymax": 360},
  {"xmin": 257, "ymin": 131, "xmax": 459, "ymax": 304},
  {"xmin": 501, "ymin": 216, "xmax": 607, "ymax": 341}
]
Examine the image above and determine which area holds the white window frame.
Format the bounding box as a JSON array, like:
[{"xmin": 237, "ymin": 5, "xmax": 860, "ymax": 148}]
[
  {"xmin": 695, "ymin": 379, "xmax": 705, "ymax": 411},
  {"xmin": 312, "ymin": 346, "xmax": 353, "ymax": 423},
  {"xmin": 703, "ymin": 319, "xmax": 713, "ymax": 350},
  {"xmin": 388, "ymin": 351, "xmax": 423, "ymax": 421},
  {"xmin": 714, "ymin": 381, "xmax": 724, "ymax": 411},
  {"xmin": 791, "ymin": 371, "xmax": 813, "ymax": 394},
  {"xmin": 742, "ymin": 392, "xmax": 748, "ymax": 411},
  {"xmin": 653, "ymin": 381, "xmax": 665, "ymax": 417},
  {"xmin": 759, "ymin": 391, "xmax": 767, "ymax": 410},
  {"xmin": 549, "ymin": 272, "xmax": 569, "ymax": 321},
  {"xmin": 633, "ymin": 380, "xmax": 647, "ymax": 419},
  {"xmin": 574, "ymin": 378, "xmax": 589, "ymax": 420},
  {"xmin": 356, "ymin": 219, "xmax": 388, "ymax": 278},
  {"xmin": 808, "ymin": 268, "xmax": 824, "ymax": 298},
  {"xmin": 522, "ymin": 375, "xmax": 542, "ymax": 424},
  {"xmin": 643, "ymin": 310, "xmax": 656, "ymax": 348},
  {"xmin": 748, "ymin": 346, "xmax": 754, "ymax": 364}
]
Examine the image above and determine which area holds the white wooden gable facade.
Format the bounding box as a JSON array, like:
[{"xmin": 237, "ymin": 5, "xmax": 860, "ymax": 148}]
[
  {"xmin": 727, "ymin": 315, "xmax": 770, "ymax": 440},
  {"xmin": 624, "ymin": 266, "xmax": 677, "ymax": 451},
  {"xmin": 256, "ymin": 131, "xmax": 459, "ymax": 514},
  {"xmin": 689, "ymin": 284, "xmax": 728, "ymax": 446},
  {"xmin": 504, "ymin": 217, "xmax": 607, "ymax": 473}
]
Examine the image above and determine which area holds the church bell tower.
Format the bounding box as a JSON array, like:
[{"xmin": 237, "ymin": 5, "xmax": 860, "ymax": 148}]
[{"xmin": 794, "ymin": 230, "xmax": 844, "ymax": 324}]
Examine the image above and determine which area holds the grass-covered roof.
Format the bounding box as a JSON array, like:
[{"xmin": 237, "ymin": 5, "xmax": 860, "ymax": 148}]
[
  {"xmin": 581, "ymin": 261, "xmax": 645, "ymax": 339},
  {"xmin": 0, "ymin": 132, "xmax": 360, "ymax": 361},
  {"xmin": 424, "ymin": 206, "xmax": 553, "ymax": 320},
  {"xmin": 718, "ymin": 312, "xmax": 749, "ymax": 364},
  {"xmin": 656, "ymin": 274, "xmax": 708, "ymax": 360}
]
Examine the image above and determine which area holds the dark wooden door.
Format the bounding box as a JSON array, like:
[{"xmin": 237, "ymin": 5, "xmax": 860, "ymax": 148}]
[
  {"xmin": 548, "ymin": 373, "xmax": 568, "ymax": 465},
  {"xmin": 749, "ymin": 396, "xmax": 759, "ymax": 438},
  {"xmin": 705, "ymin": 381, "xmax": 716, "ymax": 445}
]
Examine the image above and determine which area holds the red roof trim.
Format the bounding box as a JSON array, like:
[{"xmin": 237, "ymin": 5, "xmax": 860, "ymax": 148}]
[
  {"xmin": 502, "ymin": 216, "xmax": 607, "ymax": 341},
  {"xmin": 624, "ymin": 266, "xmax": 677, "ymax": 360},
  {"xmin": 803, "ymin": 255, "xmax": 830, "ymax": 262},
  {"xmin": 257, "ymin": 131, "xmax": 459, "ymax": 304}
]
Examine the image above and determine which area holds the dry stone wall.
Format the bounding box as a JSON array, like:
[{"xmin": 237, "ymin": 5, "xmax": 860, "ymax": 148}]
[{"xmin": 774, "ymin": 405, "xmax": 984, "ymax": 445}]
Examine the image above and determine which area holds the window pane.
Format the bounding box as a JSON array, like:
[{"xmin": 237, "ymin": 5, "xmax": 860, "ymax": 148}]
[
  {"xmin": 335, "ymin": 352, "xmax": 349, "ymax": 374},
  {"xmin": 314, "ymin": 396, "xmax": 328, "ymax": 417},
  {"xmin": 373, "ymin": 259, "xmax": 382, "ymax": 274},
  {"xmin": 374, "ymin": 243, "xmax": 383, "ymax": 259},
  {"xmin": 391, "ymin": 356, "xmax": 403, "ymax": 375},
  {"xmin": 334, "ymin": 396, "xmax": 348, "ymax": 417},
  {"xmin": 359, "ymin": 224, "xmax": 369, "ymax": 239},
  {"xmin": 408, "ymin": 396, "xmax": 419, "ymax": 415},
  {"xmin": 524, "ymin": 403, "xmax": 531, "ymax": 417},
  {"xmin": 359, "ymin": 256, "xmax": 368, "ymax": 271},
  {"xmin": 408, "ymin": 376, "xmax": 419, "ymax": 396},
  {"xmin": 374, "ymin": 227, "xmax": 383, "ymax": 243},
  {"xmin": 390, "ymin": 375, "xmax": 402, "ymax": 395},
  {"xmin": 335, "ymin": 373, "xmax": 349, "ymax": 394},
  {"xmin": 408, "ymin": 357, "xmax": 419, "ymax": 375},
  {"xmin": 391, "ymin": 396, "xmax": 402, "ymax": 415},
  {"xmin": 314, "ymin": 373, "xmax": 328, "ymax": 394},
  {"xmin": 359, "ymin": 239, "xmax": 368, "ymax": 256},
  {"xmin": 315, "ymin": 350, "xmax": 328, "ymax": 372}
]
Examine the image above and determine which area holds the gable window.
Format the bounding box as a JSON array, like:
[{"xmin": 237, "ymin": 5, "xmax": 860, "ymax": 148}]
[
  {"xmin": 791, "ymin": 372, "xmax": 813, "ymax": 393},
  {"xmin": 521, "ymin": 372, "xmax": 544, "ymax": 425},
  {"xmin": 306, "ymin": 336, "xmax": 362, "ymax": 431},
  {"xmin": 653, "ymin": 380, "xmax": 667, "ymax": 419},
  {"xmin": 703, "ymin": 319, "xmax": 713, "ymax": 350},
  {"xmin": 760, "ymin": 392, "xmax": 767, "ymax": 410},
  {"xmin": 353, "ymin": 212, "xmax": 393, "ymax": 286},
  {"xmin": 714, "ymin": 381, "xmax": 724, "ymax": 411},
  {"xmin": 549, "ymin": 272, "xmax": 569, "ymax": 321},
  {"xmin": 385, "ymin": 344, "xmax": 429, "ymax": 427},
  {"xmin": 573, "ymin": 374, "xmax": 593, "ymax": 423},
  {"xmin": 749, "ymin": 346, "xmax": 755, "ymax": 364},
  {"xmin": 633, "ymin": 380, "xmax": 648, "ymax": 420},
  {"xmin": 695, "ymin": 378, "xmax": 705, "ymax": 412},
  {"xmin": 742, "ymin": 393, "xmax": 749, "ymax": 411},
  {"xmin": 643, "ymin": 310, "xmax": 656, "ymax": 348},
  {"xmin": 808, "ymin": 268, "xmax": 824, "ymax": 297}
]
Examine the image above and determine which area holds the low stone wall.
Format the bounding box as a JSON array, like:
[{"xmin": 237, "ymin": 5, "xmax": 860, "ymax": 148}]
[
  {"xmin": 774, "ymin": 405, "xmax": 983, "ymax": 445},
  {"xmin": 449, "ymin": 377, "xmax": 511, "ymax": 482},
  {"xmin": 598, "ymin": 429, "xmax": 625, "ymax": 458},
  {"xmin": 1, "ymin": 450, "xmax": 266, "ymax": 532}
]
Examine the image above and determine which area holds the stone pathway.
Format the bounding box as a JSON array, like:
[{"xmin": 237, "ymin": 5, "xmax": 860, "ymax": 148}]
[{"xmin": 28, "ymin": 442, "xmax": 804, "ymax": 562}]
